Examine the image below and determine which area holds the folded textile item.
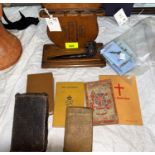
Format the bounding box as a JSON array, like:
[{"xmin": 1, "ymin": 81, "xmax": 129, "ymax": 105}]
[
  {"xmin": 108, "ymin": 58, "xmax": 136, "ymax": 75},
  {"xmin": 100, "ymin": 41, "xmax": 136, "ymax": 75},
  {"xmin": 102, "ymin": 41, "xmax": 131, "ymax": 67},
  {"xmin": 10, "ymin": 93, "xmax": 48, "ymax": 152}
]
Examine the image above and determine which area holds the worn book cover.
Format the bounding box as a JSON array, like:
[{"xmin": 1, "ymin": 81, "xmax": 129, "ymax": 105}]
[
  {"xmin": 85, "ymin": 80, "xmax": 118, "ymax": 125},
  {"xmin": 64, "ymin": 107, "xmax": 93, "ymax": 152},
  {"xmin": 53, "ymin": 82, "xmax": 85, "ymax": 127},
  {"xmin": 27, "ymin": 73, "xmax": 54, "ymax": 114},
  {"xmin": 10, "ymin": 93, "xmax": 48, "ymax": 152},
  {"xmin": 99, "ymin": 75, "xmax": 143, "ymax": 125}
]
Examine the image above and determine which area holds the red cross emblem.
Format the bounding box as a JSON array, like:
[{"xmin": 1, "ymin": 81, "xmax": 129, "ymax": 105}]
[{"xmin": 114, "ymin": 83, "xmax": 124, "ymax": 96}]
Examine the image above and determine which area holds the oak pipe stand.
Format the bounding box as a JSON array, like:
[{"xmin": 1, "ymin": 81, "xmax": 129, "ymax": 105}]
[{"xmin": 40, "ymin": 3, "xmax": 106, "ymax": 68}]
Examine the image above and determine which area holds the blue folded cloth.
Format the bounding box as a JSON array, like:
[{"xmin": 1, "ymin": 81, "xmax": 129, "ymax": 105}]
[{"xmin": 100, "ymin": 41, "xmax": 136, "ymax": 75}]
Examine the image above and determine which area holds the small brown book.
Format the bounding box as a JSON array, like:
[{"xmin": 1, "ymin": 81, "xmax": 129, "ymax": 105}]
[
  {"xmin": 27, "ymin": 73, "xmax": 54, "ymax": 114},
  {"xmin": 10, "ymin": 93, "xmax": 48, "ymax": 152},
  {"xmin": 64, "ymin": 107, "xmax": 93, "ymax": 152}
]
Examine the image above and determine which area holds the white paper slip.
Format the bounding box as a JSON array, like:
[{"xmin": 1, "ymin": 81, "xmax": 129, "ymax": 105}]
[
  {"xmin": 119, "ymin": 52, "xmax": 126, "ymax": 60},
  {"xmin": 114, "ymin": 8, "xmax": 128, "ymax": 26},
  {"xmin": 46, "ymin": 17, "xmax": 62, "ymax": 32}
]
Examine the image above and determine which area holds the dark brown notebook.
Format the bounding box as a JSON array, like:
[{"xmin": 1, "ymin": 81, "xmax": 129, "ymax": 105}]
[
  {"xmin": 27, "ymin": 73, "xmax": 54, "ymax": 114},
  {"xmin": 64, "ymin": 107, "xmax": 93, "ymax": 152},
  {"xmin": 10, "ymin": 93, "xmax": 48, "ymax": 152}
]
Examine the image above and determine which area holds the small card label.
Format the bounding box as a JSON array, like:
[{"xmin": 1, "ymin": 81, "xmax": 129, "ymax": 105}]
[
  {"xmin": 114, "ymin": 8, "xmax": 128, "ymax": 26},
  {"xmin": 45, "ymin": 17, "xmax": 62, "ymax": 32},
  {"xmin": 119, "ymin": 52, "xmax": 126, "ymax": 60},
  {"xmin": 65, "ymin": 42, "xmax": 79, "ymax": 49}
]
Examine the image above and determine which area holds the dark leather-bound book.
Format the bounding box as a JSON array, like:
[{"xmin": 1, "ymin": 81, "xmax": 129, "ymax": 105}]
[
  {"xmin": 27, "ymin": 73, "xmax": 54, "ymax": 114},
  {"xmin": 64, "ymin": 107, "xmax": 93, "ymax": 152},
  {"xmin": 10, "ymin": 93, "xmax": 48, "ymax": 152}
]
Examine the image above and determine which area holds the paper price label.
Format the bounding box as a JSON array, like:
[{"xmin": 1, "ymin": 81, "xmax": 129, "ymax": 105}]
[
  {"xmin": 46, "ymin": 17, "xmax": 62, "ymax": 32},
  {"xmin": 65, "ymin": 42, "xmax": 79, "ymax": 49},
  {"xmin": 119, "ymin": 52, "xmax": 126, "ymax": 60},
  {"xmin": 114, "ymin": 8, "xmax": 128, "ymax": 26}
]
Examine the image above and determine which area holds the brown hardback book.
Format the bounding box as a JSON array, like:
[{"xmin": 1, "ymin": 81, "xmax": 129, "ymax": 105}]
[
  {"xmin": 64, "ymin": 107, "xmax": 93, "ymax": 152},
  {"xmin": 85, "ymin": 80, "xmax": 118, "ymax": 125},
  {"xmin": 10, "ymin": 93, "xmax": 48, "ymax": 152},
  {"xmin": 27, "ymin": 73, "xmax": 54, "ymax": 114}
]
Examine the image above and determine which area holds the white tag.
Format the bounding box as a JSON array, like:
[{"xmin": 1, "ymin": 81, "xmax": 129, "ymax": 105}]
[
  {"xmin": 114, "ymin": 8, "xmax": 128, "ymax": 26},
  {"xmin": 119, "ymin": 52, "xmax": 126, "ymax": 60},
  {"xmin": 46, "ymin": 17, "xmax": 62, "ymax": 32}
]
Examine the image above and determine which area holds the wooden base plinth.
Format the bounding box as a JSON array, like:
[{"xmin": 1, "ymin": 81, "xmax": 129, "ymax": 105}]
[{"xmin": 42, "ymin": 43, "xmax": 106, "ymax": 68}]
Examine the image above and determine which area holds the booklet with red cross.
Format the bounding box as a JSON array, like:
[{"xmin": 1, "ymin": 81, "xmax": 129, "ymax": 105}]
[{"xmin": 99, "ymin": 75, "xmax": 143, "ymax": 125}]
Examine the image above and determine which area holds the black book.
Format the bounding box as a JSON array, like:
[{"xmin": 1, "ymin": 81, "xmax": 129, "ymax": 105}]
[{"xmin": 10, "ymin": 93, "xmax": 48, "ymax": 152}]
